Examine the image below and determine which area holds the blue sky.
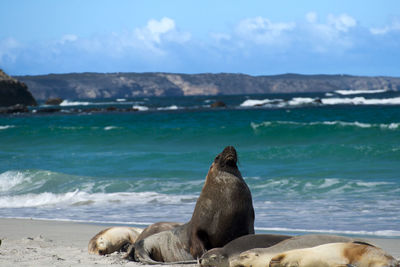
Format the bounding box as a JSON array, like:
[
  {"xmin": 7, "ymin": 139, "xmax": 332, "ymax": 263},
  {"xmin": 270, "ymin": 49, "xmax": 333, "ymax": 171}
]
[{"xmin": 1, "ymin": 0, "xmax": 400, "ymax": 76}]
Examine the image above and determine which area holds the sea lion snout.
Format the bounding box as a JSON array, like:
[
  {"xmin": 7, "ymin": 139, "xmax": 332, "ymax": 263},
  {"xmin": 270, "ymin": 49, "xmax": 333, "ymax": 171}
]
[{"xmin": 220, "ymin": 146, "xmax": 238, "ymax": 165}]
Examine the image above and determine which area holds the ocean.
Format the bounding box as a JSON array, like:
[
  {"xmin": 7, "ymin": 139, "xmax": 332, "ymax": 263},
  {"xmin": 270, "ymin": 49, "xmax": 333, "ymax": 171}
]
[{"xmin": 1, "ymin": 90, "xmax": 399, "ymax": 238}]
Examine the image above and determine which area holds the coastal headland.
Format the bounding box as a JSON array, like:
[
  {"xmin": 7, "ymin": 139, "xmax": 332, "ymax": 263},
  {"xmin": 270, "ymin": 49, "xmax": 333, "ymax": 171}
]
[{"xmin": 15, "ymin": 72, "xmax": 400, "ymax": 100}]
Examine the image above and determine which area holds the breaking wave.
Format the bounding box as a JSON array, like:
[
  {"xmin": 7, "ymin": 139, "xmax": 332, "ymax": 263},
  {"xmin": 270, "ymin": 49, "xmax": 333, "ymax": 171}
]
[
  {"xmin": 241, "ymin": 96, "xmax": 400, "ymax": 108},
  {"xmin": 334, "ymin": 89, "xmax": 389, "ymax": 95}
]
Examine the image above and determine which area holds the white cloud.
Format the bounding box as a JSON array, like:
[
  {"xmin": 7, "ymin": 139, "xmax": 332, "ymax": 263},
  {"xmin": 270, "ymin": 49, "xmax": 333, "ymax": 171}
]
[
  {"xmin": 327, "ymin": 14, "xmax": 357, "ymax": 32},
  {"xmin": 236, "ymin": 16, "xmax": 295, "ymax": 44},
  {"xmin": 0, "ymin": 37, "xmax": 21, "ymax": 64},
  {"xmin": 139, "ymin": 17, "xmax": 175, "ymax": 43},
  {"xmin": 134, "ymin": 17, "xmax": 190, "ymax": 45},
  {"xmin": 370, "ymin": 19, "xmax": 400, "ymax": 35},
  {"xmin": 301, "ymin": 13, "xmax": 358, "ymax": 52}
]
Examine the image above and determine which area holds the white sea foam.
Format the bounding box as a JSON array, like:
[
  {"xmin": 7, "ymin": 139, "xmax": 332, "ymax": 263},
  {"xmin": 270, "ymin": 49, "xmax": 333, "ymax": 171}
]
[
  {"xmin": 132, "ymin": 105, "xmax": 149, "ymax": 111},
  {"xmin": 241, "ymin": 96, "xmax": 400, "ymax": 108},
  {"xmin": 250, "ymin": 120, "xmax": 400, "ymax": 130},
  {"xmin": 0, "ymin": 125, "xmax": 15, "ymax": 130},
  {"xmin": 335, "ymin": 89, "xmax": 388, "ymax": 95},
  {"xmin": 255, "ymin": 227, "xmax": 400, "ymax": 237},
  {"xmin": 0, "ymin": 190, "xmax": 197, "ymax": 208},
  {"xmin": 157, "ymin": 105, "xmax": 179, "ymax": 111},
  {"xmin": 116, "ymin": 98, "xmax": 126, "ymax": 102},
  {"xmin": 240, "ymin": 99, "xmax": 283, "ymax": 107},
  {"xmin": 104, "ymin": 126, "xmax": 119, "ymax": 131},
  {"xmin": 321, "ymin": 96, "xmax": 400, "ymax": 105},
  {"xmin": 0, "ymin": 171, "xmax": 30, "ymax": 192},
  {"xmin": 381, "ymin": 123, "xmax": 400, "ymax": 130},
  {"xmin": 288, "ymin": 97, "xmax": 316, "ymax": 106},
  {"xmin": 60, "ymin": 100, "xmax": 91, "ymax": 106}
]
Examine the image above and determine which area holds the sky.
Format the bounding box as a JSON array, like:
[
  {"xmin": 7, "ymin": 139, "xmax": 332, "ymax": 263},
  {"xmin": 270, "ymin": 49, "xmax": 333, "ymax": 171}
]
[{"xmin": 1, "ymin": 0, "xmax": 400, "ymax": 76}]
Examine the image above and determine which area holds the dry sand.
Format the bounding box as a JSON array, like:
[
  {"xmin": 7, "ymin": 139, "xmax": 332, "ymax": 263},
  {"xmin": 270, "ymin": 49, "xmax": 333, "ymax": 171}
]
[{"xmin": 0, "ymin": 218, "xmax": 398, "ymax": 266}]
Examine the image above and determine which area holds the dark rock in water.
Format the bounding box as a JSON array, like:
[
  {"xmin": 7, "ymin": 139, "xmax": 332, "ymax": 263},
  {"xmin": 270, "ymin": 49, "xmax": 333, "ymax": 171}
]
[
  {"xmin": 106, "ymin": 106, "xmax": 117, "ymax": 111},
  {"xmin": 313, "ymin": 98, "xmax": 322, "ymax": 104},
  {"xmin": 45, "ymin": 97, "xmax": 63, "ymax": 105},
  {"xmin": 36, "ymin": 108, "xmax": 61, "ymax": 113},
  {"xmin": 0, "ymin": 69, "xmax": 37, "ymax": 107},
  {"xmin": 0, "ymin": 104, "xmax": 29, "ymax": 114},
  {"xmin": 210, "ymin": 101, "xmax": 227, "ymax": 108}
]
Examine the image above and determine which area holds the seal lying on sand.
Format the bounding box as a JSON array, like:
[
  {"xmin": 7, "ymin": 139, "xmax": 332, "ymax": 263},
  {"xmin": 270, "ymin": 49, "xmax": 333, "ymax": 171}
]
[
  {"xmin": 269, "ymin": 241, "xmax": 400, "ymax": 267},
  {"xmin": 130, "ymin": 146, "xmax": 255, "ymax": 264},
  {"xmin": 230, "ymin": 234, "xmax": 362, "ymax": 267},
  {"xmin": 88, "ymin": 227, "xmax": 143, "ymax": 255},
  {"xmin": 125, "ymin": 222, "xmax": 182, "ymax": 260},
  {"xmin": 200, "ymin": 234, "xmax": 292, "ymax": 267},
  {"xmin": 135, "ymin": 222, "xmax": 182, "ymax": 242}
]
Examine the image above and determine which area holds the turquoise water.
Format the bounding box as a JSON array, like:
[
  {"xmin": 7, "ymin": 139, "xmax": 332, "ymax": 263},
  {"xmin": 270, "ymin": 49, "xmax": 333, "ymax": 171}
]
[{"xmin": 1, "ymin": 91, "xmax": 399, "ymax": 237}]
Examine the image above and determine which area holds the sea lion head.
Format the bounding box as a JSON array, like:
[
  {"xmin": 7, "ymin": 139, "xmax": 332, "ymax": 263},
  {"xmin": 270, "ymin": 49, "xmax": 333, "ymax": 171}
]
[
  {"xmin": 199, "ymin": 248, "xmax": 228, "ymax": 267},
  {"xmin": 229, "ymin": 250, "xmax": 260, "ymax": 267},
  {"xmin": 88, "ymin": 233, "xmax": 111, "ymax": 255},
  {"xmin": 212, "ymin": 146, "xmax": 240, "ymax": 177}
]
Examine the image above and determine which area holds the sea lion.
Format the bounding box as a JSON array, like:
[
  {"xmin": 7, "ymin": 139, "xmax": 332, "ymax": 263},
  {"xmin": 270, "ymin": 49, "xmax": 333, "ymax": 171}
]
[
  {"xmin": 124, "ymin": 222, "xmax": 182, "ymax": 260},
  {"xmin": 269, "ymin": 241, "xmax": 400, "ymax": 267},
  {"xmin": 135, "ymin": 222, "xmax": 182, "ymax": 242},
  {"xmin": 230, "ymin": 234, "xmax": 363, "ymax": 267},
  {"xmin": 88, "ymin": 226, "xmax": 143, "ymax": 255},
  {"xmin": 130, "ymin": 146, "xmax": 255, "ymax": 264},
  {"xmin": 200, "ymin": 234, "xmax": 292, "ymax": 267}
]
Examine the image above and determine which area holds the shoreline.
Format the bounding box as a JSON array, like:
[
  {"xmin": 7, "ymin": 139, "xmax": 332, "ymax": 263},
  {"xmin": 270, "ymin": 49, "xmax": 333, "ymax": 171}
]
[{"xmin": 0, "ymin": 218, "xmax": 399, "ymax": 266}]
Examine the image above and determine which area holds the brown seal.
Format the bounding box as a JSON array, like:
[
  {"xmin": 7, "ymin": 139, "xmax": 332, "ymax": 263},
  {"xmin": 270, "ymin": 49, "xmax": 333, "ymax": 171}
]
[
  {"xmin": 230, "ymin": 234, "xmax": 366, "ymax": 267},
  {"xmin": 88, "ymin": 226, "xmax": 143, "ymax": 255},
  {"xmin": 199, "ymin": 234, "xmax": 292, "ymax": 267},
  {"xmin": 124, "ymin": 222, "xmax": 182, "ymax": 260},
  {"xmin": 130, "ymin": 146, "xmax": 255, "ymax": 263},
  {"xmin": 269, "ymin": 241, "xmax": 399, "ymax": 267},
  {"xmin": 135, "ymin": 222, "xmax": 182, "ymax": 242}
]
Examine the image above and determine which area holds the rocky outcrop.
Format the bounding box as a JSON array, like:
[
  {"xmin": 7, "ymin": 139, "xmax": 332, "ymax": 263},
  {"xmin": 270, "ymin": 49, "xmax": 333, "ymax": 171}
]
[
  {"xmin": 45, "ymin": 97, "xmax": 63, "ymax": 105},
  {"xmin": 15, "ymin": 72, "xmax": 400, "ymax": 100},
  {"xmin": 0, "ymin": 69, "xmax": 37, "ymax": 107},
  {"xmin": 210, "ymin": 101, "xmax": 227, "ymax": 108}
]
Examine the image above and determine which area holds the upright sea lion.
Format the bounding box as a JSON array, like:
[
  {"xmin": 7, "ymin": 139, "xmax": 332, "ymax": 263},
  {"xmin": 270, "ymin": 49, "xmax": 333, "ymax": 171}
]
[
  {"xmin": 88, "ymin": 226, "xmax": 143, "ymax": 255},
  {"xmin": 130, "ymin": 146, "xmax": 255, "ymax": 264},
  {"xmin": 230, "ymin": 234, "xmax": 363, "ymax": 267},
  {"xmin": 200, "ymin": 234, "xmax": 292, "ymax": 267},
  {"xmin": 269, "ymin": 241, "xmax": 400, "ymax": 267}
]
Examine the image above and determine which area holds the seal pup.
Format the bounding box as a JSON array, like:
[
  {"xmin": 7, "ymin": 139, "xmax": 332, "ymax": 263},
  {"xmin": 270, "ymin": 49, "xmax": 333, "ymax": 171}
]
[
  {"xmin": 88, "ymin": 226, "xmax": 143, "ymax": 255},
  {"xmin": 130, "ymin": 146, "xmax": 255, "ymax": 264},
  {"xmin": 200, "ymin": 234, "xmax": 292, "ymax": 267},
  {"xmin": 230, "ymin": 234, "xmax": 363, "ymax": 267},
  {"xmin": 269, "ymin": 241, "xmax": 400, "ymax": 267}
]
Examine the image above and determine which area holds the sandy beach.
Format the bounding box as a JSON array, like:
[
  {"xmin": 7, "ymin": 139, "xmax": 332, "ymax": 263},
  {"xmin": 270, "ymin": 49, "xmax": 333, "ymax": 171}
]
[
  {"xmin": 0, "ymin": 218, "xmax": 197, "ymax": 267},
  {"xmin": 0, "ymin": 218, "xmax": 398, "ymax": 266}
]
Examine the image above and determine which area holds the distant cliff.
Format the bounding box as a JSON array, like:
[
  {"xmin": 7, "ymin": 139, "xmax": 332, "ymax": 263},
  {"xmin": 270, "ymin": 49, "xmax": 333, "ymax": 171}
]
[
  {"xmin": 15, "ymin": 72, "xmax": 400, "ymax": 100},
  {"xmin": 0, "ymin": 69, "xmax": 37, "ymax": 107}
]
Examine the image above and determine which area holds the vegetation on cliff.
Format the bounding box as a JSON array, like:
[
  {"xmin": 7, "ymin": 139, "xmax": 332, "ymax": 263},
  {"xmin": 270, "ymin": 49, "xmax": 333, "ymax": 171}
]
[{"xmin": 0, "ymin": 69, "xmax": 37, "ymax": 107}]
